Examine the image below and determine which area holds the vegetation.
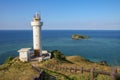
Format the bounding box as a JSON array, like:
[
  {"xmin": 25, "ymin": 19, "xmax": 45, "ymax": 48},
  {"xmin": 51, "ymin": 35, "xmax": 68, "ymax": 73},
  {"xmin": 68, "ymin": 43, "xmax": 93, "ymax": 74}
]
[
  {"xmin": 99, "ymin": 60, "xmax": 108, "ymax": 66},
  {"xmin": 72, "ymin": 34, "xmax": 89, "ymax": 40},
  {"xmin": 51, "ymin": 50, "xmax": 66, "ymax": 61},
  {"xmin": 0, "ymin": 57, "xmax": 38, "ymax": 80},
  {"xmin": 36, "ymin": 50, "xmax": 120, "ymax": 80},
  {"xmin": 39, "ymin": 55, "xmax": 115, "ymax": 80},
  {"xmin": 4, "ymin": 56, "xmax": 14, "ymax": 64},
  {"xmin": 0, "ymin": 50, "xmax": 120, "ymax": 80},
  {"xmin": 37, "ymin": 50, "xmax": 120, "ymax": 80}
]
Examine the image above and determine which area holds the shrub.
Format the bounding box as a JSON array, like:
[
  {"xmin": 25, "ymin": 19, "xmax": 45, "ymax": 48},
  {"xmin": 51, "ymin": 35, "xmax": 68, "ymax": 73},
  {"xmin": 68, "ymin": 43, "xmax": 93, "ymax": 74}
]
[
  {"xmin": 4, "ymin": 56, "xmax": 14, "ymax": 64},
  {"xmin": 51, "ymin": 50, "xmax": 66, "ymax": 61},
  {"xmin": 99, "ymin": 60, "xmax": 108, "ymax": 66}
]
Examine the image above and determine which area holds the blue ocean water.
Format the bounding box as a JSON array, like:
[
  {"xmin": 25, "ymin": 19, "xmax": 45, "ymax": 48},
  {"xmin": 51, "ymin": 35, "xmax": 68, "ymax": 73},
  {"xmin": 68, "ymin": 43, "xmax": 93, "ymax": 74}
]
[{"xmin": 0, "ymin": 30, "xmax": 120, "ymax": 66}]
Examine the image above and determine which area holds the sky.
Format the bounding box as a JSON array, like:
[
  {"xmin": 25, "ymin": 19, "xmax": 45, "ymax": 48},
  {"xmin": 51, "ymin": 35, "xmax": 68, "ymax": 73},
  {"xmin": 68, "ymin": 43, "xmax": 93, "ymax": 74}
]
[{"xmin": 0, "ymin": 0, "xmax": 120, "ymax": 30}]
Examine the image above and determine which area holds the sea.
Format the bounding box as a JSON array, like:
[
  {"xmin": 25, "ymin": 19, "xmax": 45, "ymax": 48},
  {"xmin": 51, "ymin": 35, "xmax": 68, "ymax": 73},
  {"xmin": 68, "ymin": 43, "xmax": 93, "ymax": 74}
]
[{"xmin": 0, "ymin": 30, "xmax": 120, "ymax": 66}]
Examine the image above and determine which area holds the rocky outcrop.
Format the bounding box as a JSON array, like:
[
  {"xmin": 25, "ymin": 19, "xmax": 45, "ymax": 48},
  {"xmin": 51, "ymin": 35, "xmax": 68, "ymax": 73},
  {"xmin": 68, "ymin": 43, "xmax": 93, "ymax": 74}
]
[{"xmin": 72, "ymin": 34, "xmax": 89, "ymax": 40}]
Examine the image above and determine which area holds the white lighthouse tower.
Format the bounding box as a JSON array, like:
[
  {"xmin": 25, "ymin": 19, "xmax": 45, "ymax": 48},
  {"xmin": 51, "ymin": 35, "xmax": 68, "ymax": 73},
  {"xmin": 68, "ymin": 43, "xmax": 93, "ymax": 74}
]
[{"xmin": 31, "ymin": 13, "xmax": 43, "ymax": 57}]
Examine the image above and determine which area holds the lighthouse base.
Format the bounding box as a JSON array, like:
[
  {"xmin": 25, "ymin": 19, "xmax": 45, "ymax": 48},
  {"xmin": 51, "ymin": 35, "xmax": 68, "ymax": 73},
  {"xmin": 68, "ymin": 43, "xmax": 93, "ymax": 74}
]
[{"xmin": 34, "ymin": 49, "xmax": 40, "ymax": 57}]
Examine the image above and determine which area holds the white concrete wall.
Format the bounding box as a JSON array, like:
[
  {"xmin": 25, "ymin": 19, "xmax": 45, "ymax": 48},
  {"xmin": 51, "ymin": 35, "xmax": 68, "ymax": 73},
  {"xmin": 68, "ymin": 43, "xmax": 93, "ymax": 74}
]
[
  {"xmin": 31, "ymin": 21, "xmax": 42, "ymax": 55},
  {"xmin": 31, "ymin": 14, "xmax": 43, "ymax": 55},
  {"xmin": 31, "ymin": 21, "xmax": 40, "ymax": 26},
  {"xmin": 19, "ymin": 52, "xmax": 28, "ymax": 62},
  {"xmin": 33, "ymin": 26, "xmax": 40, "ymax": 50}
]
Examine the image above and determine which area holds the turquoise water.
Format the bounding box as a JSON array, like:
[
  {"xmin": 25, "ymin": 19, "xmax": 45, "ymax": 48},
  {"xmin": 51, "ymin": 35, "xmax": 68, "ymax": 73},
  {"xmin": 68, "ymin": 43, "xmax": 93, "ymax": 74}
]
[{"xmin": 0, "ymin": 30, "xmax": 120, "ymax": 66}]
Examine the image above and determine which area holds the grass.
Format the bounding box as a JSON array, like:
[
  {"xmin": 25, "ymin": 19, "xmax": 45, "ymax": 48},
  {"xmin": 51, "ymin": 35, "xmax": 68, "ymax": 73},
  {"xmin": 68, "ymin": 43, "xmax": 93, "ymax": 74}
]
[
  {"xmin": 0, "ymin": 57, "xmax": 38, "ymax": 80},
  {"xmin": 37, "ymin": 56, "xmax": 119, "ymax": 80},
  {"xmin": 0, "ymin": 55, "xmax": 120, "ymax": 80}
]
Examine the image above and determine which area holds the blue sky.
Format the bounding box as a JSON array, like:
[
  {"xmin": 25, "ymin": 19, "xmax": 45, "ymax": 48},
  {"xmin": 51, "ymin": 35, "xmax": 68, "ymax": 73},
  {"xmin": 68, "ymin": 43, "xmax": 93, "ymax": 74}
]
[{"xmin": 0, "ymin": 0, "xmax": 120, "ymax": 30}]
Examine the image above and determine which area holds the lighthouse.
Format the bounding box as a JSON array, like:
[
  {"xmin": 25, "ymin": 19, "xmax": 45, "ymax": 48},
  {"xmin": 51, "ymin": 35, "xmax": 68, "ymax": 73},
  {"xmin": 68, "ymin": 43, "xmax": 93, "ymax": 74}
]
[{"xmin": 31, "ymin": 13, "xmax": 43, "ymax": 57}]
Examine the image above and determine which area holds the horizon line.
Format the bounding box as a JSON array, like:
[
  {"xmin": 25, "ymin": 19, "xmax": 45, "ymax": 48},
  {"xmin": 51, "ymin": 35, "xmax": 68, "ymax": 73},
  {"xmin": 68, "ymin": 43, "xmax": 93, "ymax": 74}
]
[{"xmin": 0, "ymin": 29, "xmax": 120, "ymax": 31}]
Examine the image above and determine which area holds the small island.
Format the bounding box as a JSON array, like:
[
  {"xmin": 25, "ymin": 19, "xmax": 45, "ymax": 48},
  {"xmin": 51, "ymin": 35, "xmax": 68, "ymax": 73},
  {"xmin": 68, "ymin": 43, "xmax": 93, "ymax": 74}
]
[{"xmin": 72, "ymin": 34, "xmax": 89, "ymax": 40}]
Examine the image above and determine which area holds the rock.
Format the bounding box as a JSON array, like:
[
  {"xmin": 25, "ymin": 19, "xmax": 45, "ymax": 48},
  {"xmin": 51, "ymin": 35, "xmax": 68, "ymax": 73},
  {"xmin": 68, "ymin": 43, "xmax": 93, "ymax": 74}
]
[
  {"xmin": 72, "ymin": 34, "xmax": 88, "ymax": 40},
  {"xmin": 100, "ymin": 60, "xmax": 108, "ymax": 66}
]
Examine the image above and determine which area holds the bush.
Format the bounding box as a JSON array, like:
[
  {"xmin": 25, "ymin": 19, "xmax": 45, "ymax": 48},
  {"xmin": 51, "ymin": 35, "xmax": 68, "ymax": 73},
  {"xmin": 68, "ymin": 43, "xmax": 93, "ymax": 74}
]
[
  {"xmin": 4, "ymin": 56, "xmax": 14, "ymax": 64},
  {"xmin": 99, "ymin": 60, "xmax": 108, "ymax": 66},
  {"xmin": 51, "ymin": 50, "xmax": 66, "ymax": 61}
]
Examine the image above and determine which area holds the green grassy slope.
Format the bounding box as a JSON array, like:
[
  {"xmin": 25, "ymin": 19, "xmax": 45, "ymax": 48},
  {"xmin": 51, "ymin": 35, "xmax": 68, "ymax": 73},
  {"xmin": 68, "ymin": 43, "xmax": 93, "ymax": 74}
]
[
  {"xmin": 0, "ymin": 56, "xmax": 120, "ymax": 80},
  {"xmin": 0, "ymin": 57, "xmax": 38, "ymax": 80}
]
